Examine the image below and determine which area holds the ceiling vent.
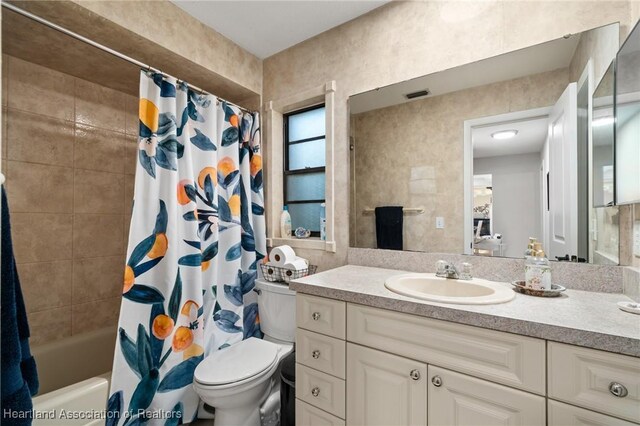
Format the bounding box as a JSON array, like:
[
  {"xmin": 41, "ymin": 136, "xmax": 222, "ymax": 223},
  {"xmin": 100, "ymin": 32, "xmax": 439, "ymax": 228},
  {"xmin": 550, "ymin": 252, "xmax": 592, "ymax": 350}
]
[{"xmin": 405, "ymin": 89, "xmax": 430, "ymax": 99}]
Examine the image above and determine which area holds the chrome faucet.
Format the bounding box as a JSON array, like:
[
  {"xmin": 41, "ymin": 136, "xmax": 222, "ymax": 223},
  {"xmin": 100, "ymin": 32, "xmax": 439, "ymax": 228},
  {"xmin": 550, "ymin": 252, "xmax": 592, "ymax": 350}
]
[
  {"xmin": 436, "ymin": 261, "xmax": 460, "ymax": 279},
  {"xmin": 435, "ymin": 261, "xmax": 473, "ymax": 280}
]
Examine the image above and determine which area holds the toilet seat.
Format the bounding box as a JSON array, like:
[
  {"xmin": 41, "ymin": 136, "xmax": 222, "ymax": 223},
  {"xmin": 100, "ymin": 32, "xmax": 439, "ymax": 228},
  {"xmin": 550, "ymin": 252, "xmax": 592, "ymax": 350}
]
[{"xmin": 194, "ymin": 338, "xmax": 279, "ymax": 388}]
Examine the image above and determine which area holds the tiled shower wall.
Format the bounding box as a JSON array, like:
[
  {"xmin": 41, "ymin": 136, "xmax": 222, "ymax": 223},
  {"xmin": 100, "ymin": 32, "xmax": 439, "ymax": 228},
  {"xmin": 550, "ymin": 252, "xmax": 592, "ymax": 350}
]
[{"xmin": 1, "ymin": 55, "xmax": 137, "ymax": 346}]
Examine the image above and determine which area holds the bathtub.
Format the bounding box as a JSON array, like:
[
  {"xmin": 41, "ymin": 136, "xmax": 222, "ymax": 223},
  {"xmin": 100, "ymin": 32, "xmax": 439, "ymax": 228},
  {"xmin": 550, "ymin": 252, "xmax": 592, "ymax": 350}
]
[{"xmin": 31, "ymin": 326, "xmax": 116, "ymax": 425}]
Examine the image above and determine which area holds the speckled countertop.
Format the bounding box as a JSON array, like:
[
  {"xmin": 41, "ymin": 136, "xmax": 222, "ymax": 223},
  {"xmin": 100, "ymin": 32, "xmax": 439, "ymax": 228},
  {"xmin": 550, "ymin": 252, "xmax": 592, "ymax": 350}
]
[{"xmin": 290, "ymin": 265, "xmax": 640, "ymax": 357}]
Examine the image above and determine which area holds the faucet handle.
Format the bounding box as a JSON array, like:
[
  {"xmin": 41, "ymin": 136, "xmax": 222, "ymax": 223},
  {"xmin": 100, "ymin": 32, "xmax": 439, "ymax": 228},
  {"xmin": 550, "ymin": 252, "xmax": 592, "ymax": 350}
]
[
  {"xmin": 436, "ymin": 260, "xmax": 448, "ymax": 276},
  {"xmin": 459, "ymin": 262, "xmax": 472, "ymax": 280}
]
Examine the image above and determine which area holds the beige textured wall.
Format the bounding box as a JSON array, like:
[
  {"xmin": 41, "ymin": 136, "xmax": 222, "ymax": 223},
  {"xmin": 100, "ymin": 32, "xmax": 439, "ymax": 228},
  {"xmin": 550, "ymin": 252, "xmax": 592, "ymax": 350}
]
[
  {"xmin": 263, "ymin": 0, "xmax": 636, "ymax": 269},
  {"xmin": 10, "ymin": 0, "xmax": 262, "ymax": 104},
  {"xmin": 2, "ymin": 55, "xmax": 137, "ymax": 346},
  {"xmin": 351, "ymin": 68, "xmax": 569, "ymax": 252}
]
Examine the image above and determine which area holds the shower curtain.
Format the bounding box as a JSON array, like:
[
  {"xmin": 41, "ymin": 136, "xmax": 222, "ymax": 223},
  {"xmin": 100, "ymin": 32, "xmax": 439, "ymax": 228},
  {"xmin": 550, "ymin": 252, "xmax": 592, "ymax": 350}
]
[{"xmin": 108, "ymin": 71, "xmax": 266, "ymax": 426}]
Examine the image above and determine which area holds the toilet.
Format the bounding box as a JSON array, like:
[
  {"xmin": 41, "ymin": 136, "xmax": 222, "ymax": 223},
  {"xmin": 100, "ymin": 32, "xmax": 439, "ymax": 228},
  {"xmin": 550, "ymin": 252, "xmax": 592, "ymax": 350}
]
[{"xmin": 193, "ymin": 278, "xmax": 296, "ymax": 426}]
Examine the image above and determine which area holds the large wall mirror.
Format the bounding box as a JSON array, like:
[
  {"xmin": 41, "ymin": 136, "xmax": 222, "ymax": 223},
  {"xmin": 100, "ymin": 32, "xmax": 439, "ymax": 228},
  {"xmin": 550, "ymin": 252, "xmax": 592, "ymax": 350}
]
[{"xmin": 349, "ymin": 23, "xmax": 621, "ymax": 264}]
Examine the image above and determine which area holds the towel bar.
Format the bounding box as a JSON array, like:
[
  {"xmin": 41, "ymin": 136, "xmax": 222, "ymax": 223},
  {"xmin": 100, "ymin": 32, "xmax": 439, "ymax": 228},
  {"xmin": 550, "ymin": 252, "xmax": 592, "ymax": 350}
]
[{"xmin": 362, "ymin": 206, "xmax": 425, "ymax": 214}]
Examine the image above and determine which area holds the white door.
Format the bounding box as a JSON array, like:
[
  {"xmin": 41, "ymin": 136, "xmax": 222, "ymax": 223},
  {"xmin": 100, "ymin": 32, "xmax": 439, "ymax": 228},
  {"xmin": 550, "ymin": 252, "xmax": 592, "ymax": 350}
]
[
  {"xmin": 428, "ymin": 366, "xmax": 546, "ymax": 426},
  {"xmin": 346, "ymin": 343, "xmax": 427, "ymax": 426},
  {"xmin": 547, "ymin": 82, "xmax": 578, "ymax": 259}
]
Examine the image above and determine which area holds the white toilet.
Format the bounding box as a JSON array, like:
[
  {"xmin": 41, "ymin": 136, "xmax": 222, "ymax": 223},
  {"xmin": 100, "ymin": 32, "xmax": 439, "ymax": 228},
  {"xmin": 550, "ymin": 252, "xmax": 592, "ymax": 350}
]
[{"xmin": 193, "ymin": 278, "xmax": 296, "ymax": 426}]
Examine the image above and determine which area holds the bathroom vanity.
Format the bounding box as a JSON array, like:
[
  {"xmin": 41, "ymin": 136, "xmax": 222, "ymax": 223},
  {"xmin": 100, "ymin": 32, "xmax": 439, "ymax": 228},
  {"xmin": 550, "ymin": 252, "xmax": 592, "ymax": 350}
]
[{"xmin": 290, "ymin": 265, "xmax": 640, "ymax": 426}]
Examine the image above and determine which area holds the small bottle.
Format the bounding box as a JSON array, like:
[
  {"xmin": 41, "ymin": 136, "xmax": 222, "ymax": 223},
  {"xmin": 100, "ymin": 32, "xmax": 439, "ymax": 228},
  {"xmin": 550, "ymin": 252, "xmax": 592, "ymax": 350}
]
[
  {"xmin": 525, "ymin": 242, "xmax": 551, "ymax": 290},
  {"xmin": 320, "ymin": 203, "xmax": 326, "ymax": 241},
  {"xmin": 280, "ymin": 206, "xmax": 291, "ymax": 238}
]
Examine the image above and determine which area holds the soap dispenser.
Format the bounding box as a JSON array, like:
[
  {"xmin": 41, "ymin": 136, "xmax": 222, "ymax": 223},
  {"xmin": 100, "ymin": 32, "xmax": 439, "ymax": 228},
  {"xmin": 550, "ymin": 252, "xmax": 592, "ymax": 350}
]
[{"xmin": 525, "ymin": 242, "xmax": 551, "ymax": 290}]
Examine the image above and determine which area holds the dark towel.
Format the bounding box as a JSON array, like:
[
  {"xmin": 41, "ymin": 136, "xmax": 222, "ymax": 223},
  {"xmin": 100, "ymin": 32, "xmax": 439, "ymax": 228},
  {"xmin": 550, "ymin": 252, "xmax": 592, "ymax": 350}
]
[
  {"xmin": 375, "ymin": 206, "xmax": 403, "ymax": 250},
  {"xmin": 2, "ymin": 186, "xmax": 38, "ymax": 425}
]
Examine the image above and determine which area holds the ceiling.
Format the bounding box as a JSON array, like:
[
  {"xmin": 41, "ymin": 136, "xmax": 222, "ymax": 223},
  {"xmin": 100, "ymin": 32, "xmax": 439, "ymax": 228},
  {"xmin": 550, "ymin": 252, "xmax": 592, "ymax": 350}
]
[
  {"xmin": 473, "ymin": 116, "xmax": 549, "ymax": 159},
  {"xmin": 172, "ymin": 0, "xmax": 389, "ymax": 59}
]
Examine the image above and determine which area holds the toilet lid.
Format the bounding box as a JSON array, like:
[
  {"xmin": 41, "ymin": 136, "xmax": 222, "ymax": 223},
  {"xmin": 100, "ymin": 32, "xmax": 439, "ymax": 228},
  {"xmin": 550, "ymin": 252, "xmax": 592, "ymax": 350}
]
[{"xmin": 194, "ymin": 337, "xmax": 279, "ymax": 386}]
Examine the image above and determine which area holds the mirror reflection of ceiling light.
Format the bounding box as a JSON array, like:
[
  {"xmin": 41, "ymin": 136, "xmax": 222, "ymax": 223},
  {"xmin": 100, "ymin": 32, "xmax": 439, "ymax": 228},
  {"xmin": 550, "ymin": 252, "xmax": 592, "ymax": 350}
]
[
  {"xmin": 491, "ymin": 130, "xmax": 518, "ymax": 140},
  {"xmin": 592, "ymin": 116, "xmax": 614, "ymax": 127}
]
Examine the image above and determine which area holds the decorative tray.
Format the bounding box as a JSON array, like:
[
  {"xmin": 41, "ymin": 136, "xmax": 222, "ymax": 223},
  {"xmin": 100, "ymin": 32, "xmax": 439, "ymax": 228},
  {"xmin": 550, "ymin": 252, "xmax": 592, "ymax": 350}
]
[
  {"xmin": 260, "ymin": 263, "xmax": 318, "ymax": 284},
  {"xmin": 511, "ymin": 280, "xmax": 566, "ymax": 297}
]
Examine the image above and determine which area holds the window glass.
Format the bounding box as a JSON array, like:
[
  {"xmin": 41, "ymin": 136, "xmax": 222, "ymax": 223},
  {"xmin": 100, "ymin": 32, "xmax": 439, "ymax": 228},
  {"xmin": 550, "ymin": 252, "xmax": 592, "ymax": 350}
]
[
  {"xmin": 289, "ymin": 203, "xmax": 323, "ymax": 232},
  {"xmin": 288, "ymin": 139, "xmax": 326, "ymax": 170},
  {"xmin": 288, "ymin": 106, "xmax": 325, "ymax": 141},
  {"xmin": 286, "ymin": 172, "xmax": 325, "ymax": 201}
]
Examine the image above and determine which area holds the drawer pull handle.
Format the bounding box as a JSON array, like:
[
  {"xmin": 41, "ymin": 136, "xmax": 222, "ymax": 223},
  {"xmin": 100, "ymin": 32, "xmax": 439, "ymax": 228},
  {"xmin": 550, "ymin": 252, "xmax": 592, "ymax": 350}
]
[
  {"xmin": 312, "ymin": 350, "xmax": 321, "ymax": 359},
  {"xmin": 410, "ymin": 369, "xmax": 421, "ymax": 380},
  {"xmin": 609, "ymin": 382, "xmax": 628, "ymax": 398},
  {"xmin": 431, "ymin": 375, "xmax": 442, "ymax": 387},
  {"xmin": 312, "ymin": 312, "xmax": 321, "ymax": 321},
  {"xmin": 311, "ymin": 387, "xmax": 320, "ymax": 397}
]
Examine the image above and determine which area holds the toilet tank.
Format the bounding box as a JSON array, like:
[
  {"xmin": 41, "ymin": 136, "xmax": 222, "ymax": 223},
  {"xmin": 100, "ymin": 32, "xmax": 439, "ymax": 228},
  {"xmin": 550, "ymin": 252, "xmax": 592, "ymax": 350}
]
[{"xmin": 255, "ymin": 279, "xmax": 296, "ymax": 343}]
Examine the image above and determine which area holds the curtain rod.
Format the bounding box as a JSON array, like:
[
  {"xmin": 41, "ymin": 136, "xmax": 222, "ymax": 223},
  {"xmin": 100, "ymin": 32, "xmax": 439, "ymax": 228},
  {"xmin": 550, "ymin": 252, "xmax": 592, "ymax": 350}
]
[{"xmin": 1, "ymin": 2, "xmax": 254, "ymax": 114}]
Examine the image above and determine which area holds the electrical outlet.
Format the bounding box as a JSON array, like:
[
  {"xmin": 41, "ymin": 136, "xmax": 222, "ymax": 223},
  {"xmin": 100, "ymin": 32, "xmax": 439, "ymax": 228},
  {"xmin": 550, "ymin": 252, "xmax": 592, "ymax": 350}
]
[
  {"xmin": 436, "ymin": 217, "xmax": 445, "ymax": 229},
  {"xmin": 634, "ymin": 220, "xmax": 640, "ymax": 258}
]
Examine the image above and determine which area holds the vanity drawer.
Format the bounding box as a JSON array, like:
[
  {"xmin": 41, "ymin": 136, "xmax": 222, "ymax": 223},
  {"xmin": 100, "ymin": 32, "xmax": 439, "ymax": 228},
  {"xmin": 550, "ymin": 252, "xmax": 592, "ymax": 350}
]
[
  {"xmin": 548, "ymin": 342, "xmax": 640, "ymax": 423},
  {"xmin": 548, "ymin": 400, "xmax": 638, "ymax": 426},
  {"xmin": 296, "ymin": 364, "xmax": 345, "ymax": 419},
  {"xmin": 347, "ymin": 303, "xmax": 546, "ymax": 394},
  {"xmin": 296, "ymin": 399, "xmax": 345, "ymax": 426},
  {"xmin": 297, "ymin": 294, "xmax": 346, "ymax": 339},
  {"xmin": 296, "ymin": 328, "xmax": 346, "ymax": 379}
]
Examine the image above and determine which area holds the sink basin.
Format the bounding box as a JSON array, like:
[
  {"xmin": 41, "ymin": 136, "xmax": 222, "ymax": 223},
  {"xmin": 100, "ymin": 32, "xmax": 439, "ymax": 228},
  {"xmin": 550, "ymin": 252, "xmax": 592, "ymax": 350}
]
[{"xmin": 384, "ymin": 273, "xmax": 515, "ymax": 305}]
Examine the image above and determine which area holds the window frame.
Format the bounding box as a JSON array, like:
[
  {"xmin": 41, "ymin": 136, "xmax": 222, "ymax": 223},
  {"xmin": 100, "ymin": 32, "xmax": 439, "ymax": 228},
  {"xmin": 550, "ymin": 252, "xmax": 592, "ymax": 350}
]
[{"xmin": 283, "ymin": 103, "xmax": 326, "ymax": 237}]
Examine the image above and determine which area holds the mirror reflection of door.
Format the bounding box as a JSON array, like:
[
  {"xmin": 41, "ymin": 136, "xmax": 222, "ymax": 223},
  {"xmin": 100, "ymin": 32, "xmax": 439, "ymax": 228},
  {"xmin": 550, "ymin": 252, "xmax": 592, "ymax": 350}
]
[
  {"xmin": 468, "ymin": 83, "xmax": 581, "ymax": 260},
  {"xmin": 470, "ymin": 113, "xmax": 549, "ymax": 258}
]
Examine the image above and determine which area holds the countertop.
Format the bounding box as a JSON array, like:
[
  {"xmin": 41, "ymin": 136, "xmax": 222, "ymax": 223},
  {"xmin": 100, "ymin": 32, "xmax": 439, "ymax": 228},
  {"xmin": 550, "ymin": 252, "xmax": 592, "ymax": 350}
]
[{"xmin": 290, "ymin": 265, "xmax": 640, "ymax": 357}]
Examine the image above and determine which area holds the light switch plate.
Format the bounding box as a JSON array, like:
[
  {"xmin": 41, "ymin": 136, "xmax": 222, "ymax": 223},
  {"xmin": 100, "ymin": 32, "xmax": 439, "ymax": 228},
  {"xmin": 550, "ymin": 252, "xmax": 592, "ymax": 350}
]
[
  {"xmin": 436, "ymin": 217, "xmax": 445, "ymax": 229},
  {"xmin": 634, "ymin": 220, "xmax": 640, "ymax": 257}
]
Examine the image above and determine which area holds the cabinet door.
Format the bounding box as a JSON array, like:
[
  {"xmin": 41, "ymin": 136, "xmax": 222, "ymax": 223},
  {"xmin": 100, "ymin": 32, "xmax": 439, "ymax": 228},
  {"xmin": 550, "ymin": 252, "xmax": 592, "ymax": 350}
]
[
  {"xmin": 428, "ymin": 366, "xmax": 545, "ymax": 426},
  {"xmin": 347, "ymin": 343, "xmax": 427, "ymax": 426}
]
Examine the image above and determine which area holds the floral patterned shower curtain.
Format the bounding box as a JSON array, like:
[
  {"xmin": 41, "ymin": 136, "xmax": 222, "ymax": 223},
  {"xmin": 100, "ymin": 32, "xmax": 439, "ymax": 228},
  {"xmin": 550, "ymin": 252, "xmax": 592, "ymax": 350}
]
[{"xmin": 108, "ymin": 71, "xmax": 266, "ymax": 426}]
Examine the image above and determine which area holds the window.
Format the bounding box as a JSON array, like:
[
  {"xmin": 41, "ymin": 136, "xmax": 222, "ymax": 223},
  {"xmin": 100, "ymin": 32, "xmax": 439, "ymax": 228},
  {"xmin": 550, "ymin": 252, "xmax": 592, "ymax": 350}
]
[{"xmin": 284, "ymin": 104, "xmax": 326, "ymax": 236}]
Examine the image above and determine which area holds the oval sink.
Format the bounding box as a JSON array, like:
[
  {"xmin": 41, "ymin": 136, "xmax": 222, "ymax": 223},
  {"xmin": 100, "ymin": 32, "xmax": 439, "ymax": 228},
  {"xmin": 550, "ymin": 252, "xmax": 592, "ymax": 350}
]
[{"xmin": 384, "ymin": 273, "xmax": 515, "ymax": 305}]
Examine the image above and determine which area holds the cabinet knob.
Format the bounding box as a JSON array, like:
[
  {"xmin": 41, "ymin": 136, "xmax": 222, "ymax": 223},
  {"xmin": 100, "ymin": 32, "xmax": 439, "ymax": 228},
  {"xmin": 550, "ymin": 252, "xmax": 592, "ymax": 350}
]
[
  {"xmin": 431, "ymin": 375, "xmax": 443, "ymax": 387},
  {"xmin": 311, "ymin": 387, "xmax": 320, "ymax": 397},
  {"xmin": 409, "ymin": 369, "xmax": 421, "ymax": 380},
  {"xmin": 609, "ymin": 382, "xmax": 628, "ymax": 398},
  {"xmin": 312, "ymin": 312, "xmax": 321, "ymax": 321},
  {"xmin": 312, "ymin": 350, "xmax": 321, "ymax": 359}
]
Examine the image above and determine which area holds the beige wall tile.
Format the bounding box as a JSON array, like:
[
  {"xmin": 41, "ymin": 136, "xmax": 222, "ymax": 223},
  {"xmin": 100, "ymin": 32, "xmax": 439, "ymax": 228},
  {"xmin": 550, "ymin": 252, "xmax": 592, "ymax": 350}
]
[
  {"xmin": 7, "ymin": 57, "xmax": 74, "ymax": 121},
  {"xmin": 2, "ymin": 107, "xmax": 7, "ymax": 161},
  {"xmin": 71, "ymin": 296, "xmax": 121, "ymax": 335},
  {"xmin": 2, "ymin": 54, "xmax": 8, "ymax": 108},
  {"xmin": 124, "ymin": 214, "xmax": 132, "ymax": 256},
  {"xmin": 75, "ymin": 79, "xmax": 125, "ymax": 133},
  {"xmin": 73, "ymin": 214, "xmax": 124, "ymax": 258},
  {"xmin": 6, "ymin": 108, "xmax": 74, "ymax": 167},
  {"xmin": 124, "ymin": 135, "xmax": 138, "ymax": 175},
  {"xmin": 11, "ymin": 213, "xmax": 73, "ymax": 263},
  {"xmin": 74, "ymin": 169, "xmax": 124, "ymax": 215},
  {"xmin": 125, "ymin": 94, "xmax": 139, "ymax": 137},
  {"xmin": 124, "ymin": 173, "xmax": 134, "ymax": 215},
  {"xmin": 72, "ymin": 256, "xmax": 125, "ymax": 304},
  {"xmin": 6, "ymin": 160, "xmax": 73, "ymax": 213},
  {"xmin": 19, "ymin": 260, "xmax": 72, "ymax": 313},
  {"xmin": 74, "ymin": 124, "xmax": 125, "ymax": 174},
  {"xmin": 28, "ymin": 306, "xmax": 72, "ymax": 347}
]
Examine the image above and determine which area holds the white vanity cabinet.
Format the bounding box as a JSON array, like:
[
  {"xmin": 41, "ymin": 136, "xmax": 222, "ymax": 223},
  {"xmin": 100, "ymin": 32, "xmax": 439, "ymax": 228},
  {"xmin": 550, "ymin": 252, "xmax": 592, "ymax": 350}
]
[{"xmin": 294, "ymin": 294, "xmax": 640, "ymax": 426}]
